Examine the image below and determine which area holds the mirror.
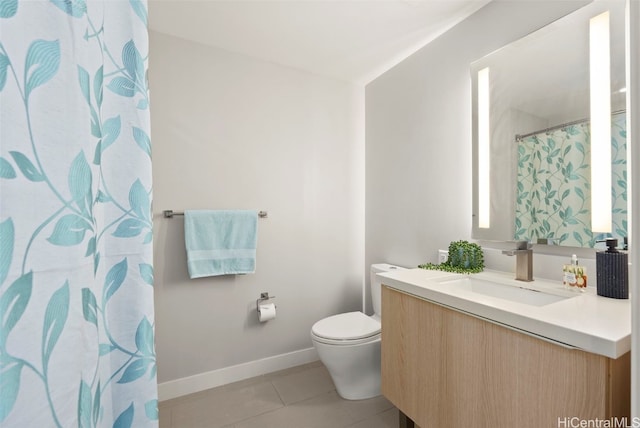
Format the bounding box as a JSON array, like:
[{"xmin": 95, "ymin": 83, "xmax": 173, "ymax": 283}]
[{"xmin": 471, "ymin": 0, "xmax": 627, "ymax": 248}]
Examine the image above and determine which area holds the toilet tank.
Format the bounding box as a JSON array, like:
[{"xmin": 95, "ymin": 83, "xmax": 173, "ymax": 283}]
[{"xmin": 370, "ymin": 263, "xmax": 405, "ymax": 318}]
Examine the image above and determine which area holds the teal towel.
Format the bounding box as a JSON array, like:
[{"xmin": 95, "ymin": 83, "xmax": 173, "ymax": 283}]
[{"xmin": 184, "ymin": 210, "xmax": 258, "ymax": 278}]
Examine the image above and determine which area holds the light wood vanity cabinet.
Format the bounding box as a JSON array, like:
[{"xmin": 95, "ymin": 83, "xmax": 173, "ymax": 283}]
[{"xmin": 381, "ymin": 285, "xmax": 631, "ymax": 428}]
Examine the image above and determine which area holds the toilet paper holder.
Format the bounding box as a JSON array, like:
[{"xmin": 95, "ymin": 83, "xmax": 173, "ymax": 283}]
[{"xmin": 256, "ymin": 292, "xmax": 276, "ymax": 312}]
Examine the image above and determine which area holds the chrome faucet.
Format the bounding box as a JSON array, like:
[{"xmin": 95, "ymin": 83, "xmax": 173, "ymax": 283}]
[{"xmin": 502, "ymin": 241, "xmax": 533, "ymax": 282}]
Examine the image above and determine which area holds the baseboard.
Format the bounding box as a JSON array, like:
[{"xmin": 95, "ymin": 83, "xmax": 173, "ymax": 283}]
[{"xmin": 158, "ymin": 347, "xmax": 319, "ymax": 402}]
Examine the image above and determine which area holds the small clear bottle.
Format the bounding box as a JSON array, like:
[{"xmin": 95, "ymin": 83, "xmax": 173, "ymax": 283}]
[{"xmin": 563, "ymin": 254, "xmax": 586, "ymax": 292}]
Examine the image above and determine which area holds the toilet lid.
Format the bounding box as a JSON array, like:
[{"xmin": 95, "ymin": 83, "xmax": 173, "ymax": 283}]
[{"xmin": 311, "ymin": 312, "xmax": 381, "ymax": 341}]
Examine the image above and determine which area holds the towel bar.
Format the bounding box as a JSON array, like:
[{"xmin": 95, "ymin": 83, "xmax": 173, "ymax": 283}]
[{"xmin": 163, "ymin": 210, "xmax": 268, "ymax": 219}]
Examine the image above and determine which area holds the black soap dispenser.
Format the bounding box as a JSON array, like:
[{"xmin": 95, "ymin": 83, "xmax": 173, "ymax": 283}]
[{"xmin": 596, "ymin": 238, "xmax": 629, "ymax": 299}]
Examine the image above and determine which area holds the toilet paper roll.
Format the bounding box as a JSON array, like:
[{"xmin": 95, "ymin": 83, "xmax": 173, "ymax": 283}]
[{"xmin": 258, "ymin": 303, "xmax": 276, "ymax": 322}]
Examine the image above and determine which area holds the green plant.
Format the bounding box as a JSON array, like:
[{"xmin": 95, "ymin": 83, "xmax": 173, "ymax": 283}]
[{"xmin": 418, "ymin": 240, "xmax": 484, "ymax": 274}]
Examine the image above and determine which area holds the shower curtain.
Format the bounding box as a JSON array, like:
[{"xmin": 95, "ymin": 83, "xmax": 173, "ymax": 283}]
[
  {"xmin": 0, "ymin": 1, "xmax": 157, "ymax": 427},
  {"xmin": 515, "ymin": 113, "xmax": 627, "ymax": 247}
]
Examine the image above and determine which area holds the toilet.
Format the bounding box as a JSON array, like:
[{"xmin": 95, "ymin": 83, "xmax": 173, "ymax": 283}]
[{"xmin": 310, "ymin": 263, "xmax": 404, "ymax": 400}]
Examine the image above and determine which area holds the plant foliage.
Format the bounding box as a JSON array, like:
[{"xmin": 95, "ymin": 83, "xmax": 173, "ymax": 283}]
[{"xmin": 419, "ymin": 240, "xmax": 484, "ymax": 274}]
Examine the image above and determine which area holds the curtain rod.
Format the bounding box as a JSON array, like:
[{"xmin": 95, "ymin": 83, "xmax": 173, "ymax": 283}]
[{"xmin": 515, "ymin": 109, "xmax": 626, "ymax": 142}]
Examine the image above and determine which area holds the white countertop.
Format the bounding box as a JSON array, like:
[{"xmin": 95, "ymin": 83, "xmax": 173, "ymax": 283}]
[{"xmin": 378, "ymin": 268, "xmax": 631, "ymax": 359}]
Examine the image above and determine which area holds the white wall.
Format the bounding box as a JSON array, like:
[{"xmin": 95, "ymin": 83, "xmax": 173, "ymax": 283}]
[
  {"xmin": 628, "ymin": 0, "xmax": 639, "ymax": 417},
  {"xmin": 150, "ymin": 31, "xmax": 365, "ymax": 397},
  {"xmin": 364, "ymin": 1, "xmax": 587, "ymax": 313}
]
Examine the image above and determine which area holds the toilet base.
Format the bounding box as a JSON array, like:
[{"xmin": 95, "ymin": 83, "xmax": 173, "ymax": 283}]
[{"xmin": 312, "ymin": 336, "xmax": 381, "ymax": 400}]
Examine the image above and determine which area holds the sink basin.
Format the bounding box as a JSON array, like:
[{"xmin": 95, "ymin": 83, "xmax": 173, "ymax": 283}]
[{"xmin": 435, "ymin": 276, "xmax": 573, "ymax": 307}]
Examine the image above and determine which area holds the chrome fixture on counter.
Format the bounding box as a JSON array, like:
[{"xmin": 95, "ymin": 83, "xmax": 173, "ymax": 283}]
[{"xmin": 502, "ymin": 241, "xmax": 533, "ymax": 282}]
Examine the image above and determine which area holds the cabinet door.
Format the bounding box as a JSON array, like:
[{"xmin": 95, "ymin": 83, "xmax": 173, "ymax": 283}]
[{"xmin": 381, "ymin": 286, "xmax": 627, "ymax": 428}]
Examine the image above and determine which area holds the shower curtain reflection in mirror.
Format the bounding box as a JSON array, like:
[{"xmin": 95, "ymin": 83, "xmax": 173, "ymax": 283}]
[{"xmin": 514, "ymin": 112, "xmax": 627, "ymax": 248}]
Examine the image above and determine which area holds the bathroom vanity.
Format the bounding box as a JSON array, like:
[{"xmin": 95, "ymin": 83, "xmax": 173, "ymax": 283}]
[{"xmin": 378, "ymin": 269, "xmax": 631, "ymax": 428}]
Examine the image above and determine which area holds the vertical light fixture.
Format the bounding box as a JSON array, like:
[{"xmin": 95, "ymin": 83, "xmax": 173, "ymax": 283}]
[
  {"xmin": 478, "ymin": 67, "xmax": 490, "ymax": 229},
  {"xmin": 590, "ymin": 11, "xmax": 612, "ymax": 233}
]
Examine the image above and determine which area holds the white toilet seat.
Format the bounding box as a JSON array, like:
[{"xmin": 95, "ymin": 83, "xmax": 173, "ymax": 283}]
[{"xmin": 311, "ymin": 312, "xmax": 380, "ymax": 346}]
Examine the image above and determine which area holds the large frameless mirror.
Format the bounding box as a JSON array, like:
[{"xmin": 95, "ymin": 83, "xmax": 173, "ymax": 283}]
[{"xmin": 471, "ymin": 0, "xmax": 627, "ymax": 248}]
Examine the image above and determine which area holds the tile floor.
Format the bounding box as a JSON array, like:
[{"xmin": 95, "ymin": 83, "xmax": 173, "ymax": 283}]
[{"xmin": 159, "ymin": 361, "xmax": 399, "ymax": 428}]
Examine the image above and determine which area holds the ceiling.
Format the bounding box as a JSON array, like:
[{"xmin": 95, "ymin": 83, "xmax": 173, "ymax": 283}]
[{"xmin": 148, "ymin": 0, "xmax": 490, "ymax": 84}]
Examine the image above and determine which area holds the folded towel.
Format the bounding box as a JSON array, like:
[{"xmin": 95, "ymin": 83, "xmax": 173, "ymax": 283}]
[{"xmin": 184, "ymin": 210, "xmax": 258, "ymax": 278}]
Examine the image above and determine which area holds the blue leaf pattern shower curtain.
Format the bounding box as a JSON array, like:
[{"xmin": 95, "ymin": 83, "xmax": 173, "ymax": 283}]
[{"xmin": 0, "ymin": 1, "xmax": 157, "ymax": 427}]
